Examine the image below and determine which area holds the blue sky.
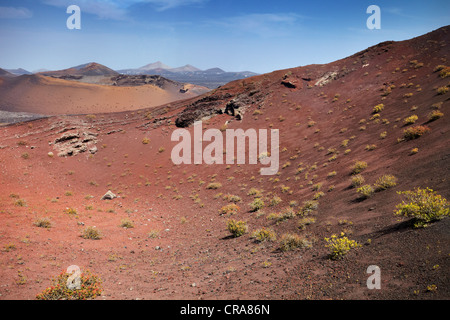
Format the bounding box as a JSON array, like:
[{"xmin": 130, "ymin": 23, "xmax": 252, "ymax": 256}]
[{"xmin": 0, "ymin": 0, "xmax": 449, "ymax": 73}]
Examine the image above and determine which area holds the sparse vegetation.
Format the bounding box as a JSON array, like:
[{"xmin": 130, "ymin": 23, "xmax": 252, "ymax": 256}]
[
  {"xmin": 219, "ymin": 204, "xmax": 240, "ymax": 216},
  {"xmin": 403, "ymin": 115, "xmax": 418, "ymax": 125},
  {"xmin": 372, "ymin": 104, "xmax": 384, "ymax": 114},
  {"xmin": 34, "ymin": 218, "xmax": 52, "ymax": 228},
  {"xmin": 374, "ymin": 174, "xmax": 397, "ymax": 191},
  {"xmin": 394, "ymin": 188, "xmax": 449, "ymax": 228},
  {"xmin": 324, "ymin": 233, "xmax": 360, "ymax": 260},
  {"xmin": 64, "ymin": 207, "xmax": 77, "ymax": 215},
  {"xmin": 249, "ymin": 198, "xmax": 265, "ymax": 212},
  {"xmin": 299, "ymin": 200, "xmax": 319, "ymax": 216},
  {"xmin": 81, "ymin": 226, "xmax": 102, "ymax": 240},
  {"xmin": 403, "ymin": 125, "xmax": 430, "ymax": 140},
  {"xmin": 351, "ymin": 175, "xmax": 365, "ymax": 188},
  {"xmin": 279, "ymin": 233, "xmax": 312, "ymax": 251},
  {"xmin": 251, "ymin": 228, "xmax": 277, "ymax": 242},
  {"xmin": 206, "ymin": 182, "xmax": 222, "ymax": 189},
  {"xmin": 357, "ymin": 185, "xmax": 375, "ymax": 199},
  {"xmin": 120, "ymin": 219, "xmax": 134, "ymax": 228},
  {"xmin": 226, "ymin": 219, "xmax": 248, "ymax": 237},
  {"xmin": 298, "ymin": 217, "xmax": 316, "ymax": 230},
  {"xmin": 436, "ymin": 86, "xmax": 448, "ymax": 95},
  {"xmin": 351, "ymin": 161, "xmax": 368, "ymax": 175},
  {"xmin": 428, "ymin": 110, "xmax": 443, "ymax": 121},
  {"xmin": 36, "ymin": 269, "xmax": 102, "ymax": 300}
]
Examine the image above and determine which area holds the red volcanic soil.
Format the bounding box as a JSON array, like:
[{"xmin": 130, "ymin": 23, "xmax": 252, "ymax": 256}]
[
  {"xmin": 0, "ymin": 26, "xmax": 449, "ymax": 301},
  {"xmin": 0, "ymin": 73, "xmax": 210, "ymax": 116}
]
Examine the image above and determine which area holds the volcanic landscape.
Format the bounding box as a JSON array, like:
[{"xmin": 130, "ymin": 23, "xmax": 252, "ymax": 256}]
[{"xmin": 0, "ymin": 26, "xmax": 449, "ymax": 300}]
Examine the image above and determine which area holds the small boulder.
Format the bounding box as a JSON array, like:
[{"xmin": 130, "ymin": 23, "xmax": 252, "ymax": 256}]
[{"xmin": 101, "ymin": 190, "xmax": 117, "ymax": 200}]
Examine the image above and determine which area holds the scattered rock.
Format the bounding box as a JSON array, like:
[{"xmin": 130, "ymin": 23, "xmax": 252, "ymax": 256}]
[
  {"xmin": 101, "ymin": 190, "xmax": 117, "ymax": 200},
  {"xmin": 52, "ymin": 127, "xmax": 99, "ymax": 157}
]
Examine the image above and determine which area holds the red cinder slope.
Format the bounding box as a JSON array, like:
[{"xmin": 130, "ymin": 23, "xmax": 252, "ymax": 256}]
[{"xmin": 0, "ymin": 26, "xmax": 448, "ymax": 300}]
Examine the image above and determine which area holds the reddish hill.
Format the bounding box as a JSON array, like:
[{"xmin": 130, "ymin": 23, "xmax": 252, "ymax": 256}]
[
  {"xmin": 0, "ymin": 26, "xmax": 449, "ymax": 301},
  {"xmin": 38, "ymin": 62, "xmax": 119, "ymax": 77}
]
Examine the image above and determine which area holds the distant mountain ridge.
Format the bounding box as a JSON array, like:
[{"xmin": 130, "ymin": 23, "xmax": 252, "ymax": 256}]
[
  {"xmin": 2, "ymin": 61, "xmax": 259, "ymax": 89},
  {"xmin": 117, "ymin": 61, "xmax": 258, "ymax": 88}
]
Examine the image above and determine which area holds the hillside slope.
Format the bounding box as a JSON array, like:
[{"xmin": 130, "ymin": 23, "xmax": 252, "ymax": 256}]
[
  {"xmin": 0, "ymin": 73, "xmax": 210, "ymax": 116},
  {"xmin": 0, "ymin": 26, "xmax": 449, "ymax": 301}
]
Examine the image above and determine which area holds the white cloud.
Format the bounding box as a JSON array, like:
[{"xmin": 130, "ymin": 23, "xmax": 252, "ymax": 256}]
[
  {"xmin": 0, "ymin": 7, "xmax": 33, "ymax": 19},
  {"xmin": 209, "ymin": 13, "xmax": 304, "ymax": 38},
  {"xmin": 142, "ymin": 0, "xmax": 208, "ymax": 11},
  {"xmin": 41, "ymin": 0, "xmax": 208, "ymax": 20}
]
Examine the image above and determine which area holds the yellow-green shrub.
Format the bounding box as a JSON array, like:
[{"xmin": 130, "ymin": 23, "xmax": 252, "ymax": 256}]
[
  {"xmin": 36, "ymin": 269, "xmax": 102, "ymax": 300},
  {"xmin": 428, "ymin": 110, "xmax": 443, "ymax": 121},
  {"xmin": 324, "ymin": 233, "xmax": 361, "ymax": 260},
  {"xmin": 251, "ymin": 228, "xmax": 277, "ymax": 242},
  {"xmin": 403, "ymin": 115, "xmax": 418, "ymax": 125},
  {"xmin": 403, "ymin": 125, "xmax": 430, "ymax": 140},
  {"xmin": 374, "ymin": 174, "xmax": 397, "ymax": 191},
  {"xmin": 357, "ymin": 185, "xmax": 375, "ymax": 199},
  {"xmin": 372, "ymin": 104, "xmax": 384, "ymax": 114},
  {"xmin": 219, "ymin": 203, "xmax": 240, "ymax": 216},
  {"xmin": 279, "ymin": 233, "xmax": 312, "ymax": 251},
  {"xmin": 394, "ymin": 188, "xmax": 449, "ymax": 228},
  {"xmin": 351, "ymin": 161, "xmax": 368, "ymax": 175},
  {"xmin": 249, "ymin": 197, "xmax": 265, "ymax": 212},
  {"xmin": 351, "ymin": 174, "xmax": 365, "ymax": 188},
  {"xmin": 226, "ymin": 219, "xmax": 248, "ymax": 237}
]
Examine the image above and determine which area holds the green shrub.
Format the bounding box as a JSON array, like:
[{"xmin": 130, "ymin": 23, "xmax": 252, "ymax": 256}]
[
  {"xmin": 351, "ymin": 161, "xmax": 368, "ymax": 175},
  {"xmin": 269, "ymin": 195, "xmax": 283, "ymax": 206},
  {"xmin": 219, "ymin": 203, "xmax": 240, "ymax": 216},
  {"xmin": 299, "ymin": 200, "xmax": 319, "ymax": 216},
  {"xmin": 223, "ymin": 194, "xmax": 242, "ymax": 203},
  {"xmin": 428, "ymin": 110, "xmax": 443, "ymax": 121},
  {"xmin": 36, "ymin": 269, "xmax": 102, "ymax": 300},
  {"xmin": 247, "ymin": 188, "xmax": 262, "ymax": 197},
  {"xmin": 251, "ymin": 227, "xmax": 276, "ymax": 242},
  {"xmin": 298, "ymin": 217, "xmax": 316, "ymax": 230},
  {"xmin": 403, "ymin": 126, "xmax": 430, "ymax": 140},
  {"xmin": 81, "ymin": 226, "xmax": 102, "ymax": 240},
  {"xmin": 64, "ymin": 207, "xmax": 77, "ymax": 215},
  {"xmin": 15, "ymin": 199, "xmax": 27, "ymax": 207},
  {"xmin": 403, "ymin": 115, "xmax": 418, "ymax": 125},
  {"xmin": 226, "ymin": 219, "xmax": 248, "ymax": 237},
  {"xmin": 436, "ymin": 86, "xmax": 448, "ymax": 95},
  {"xmin": 268, "ymin": 207, "xmax": 295, "ymax": 223},
  {"xmin": 357, "ymin": 185, "xmax": 375, "ymax": 199},
  {"xmin": 351, "ymin": 174, "xmax": 365, "ymax": 188},
  {"xmin": 313, "ymin": 191, "xmax": 325, "ymax": 200},
  {"xmin": 394, "ymin": 188, "xmax": 449, "ymax": 228},
  {"xmin": 372, "ymin": 104, "xmax": 384, "ymax": 114},
  {"xmin": 249, "ymin": 198, "xmax": 265, "ymax": 212},
  {"xmin": 119, "ymin": 219, "xmax": 134, "ymax": 228},
  {"xmin": 324, "ymin": 233, "xmax": 360, "ymax": 260},
  {"xmin": 34, "ymin": 218, "xmax": 52, "ymax": 228},
  {"xmin": 206, "ymin": 182, "xmax": 222, "ymax": 189},
  {"xmin": 279, "ymin": 233, "xmax": 312, "ymax": 251},
  {"xmin": 374, "ymin": 174, "xmax": 397, "ymax": 191}
]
